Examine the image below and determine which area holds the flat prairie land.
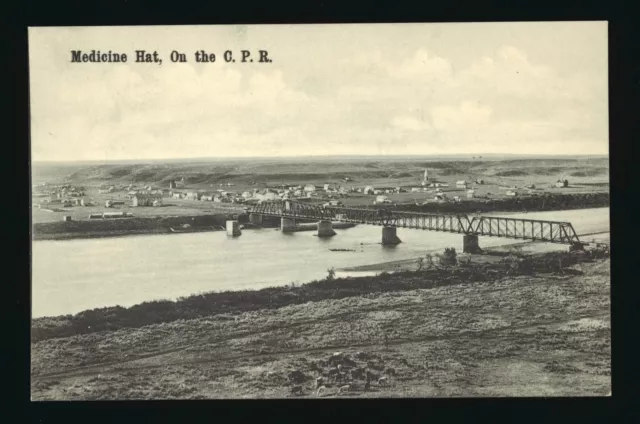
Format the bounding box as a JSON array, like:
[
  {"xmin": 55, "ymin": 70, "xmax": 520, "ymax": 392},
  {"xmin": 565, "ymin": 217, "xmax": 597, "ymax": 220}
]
[
  {"xmin": 31, "ymin": 156, "xmax": 609, "ymax": 223},
  {"xmin": 31, "ymin": 257, "xmax": 610, "ymax": 400}
]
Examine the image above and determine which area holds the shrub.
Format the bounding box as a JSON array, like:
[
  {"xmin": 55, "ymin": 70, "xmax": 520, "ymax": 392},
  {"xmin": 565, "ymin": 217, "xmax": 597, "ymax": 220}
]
[{"xmin": 441, "ymin": 247, "xmax": 458, "ymax": 266}]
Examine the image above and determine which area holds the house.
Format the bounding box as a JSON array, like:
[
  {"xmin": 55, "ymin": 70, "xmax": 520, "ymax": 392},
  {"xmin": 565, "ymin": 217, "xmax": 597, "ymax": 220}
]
[
  {"xmin": 256, "ymin": 192, "xmax": 278, "ymax": 201},
  {"xmin": 475, "ymin": 179, "xmax": 485, "ymax": 184},
  {"xmin": 303, "ymin": 184, "xmax": 316, "ymax": 193},
  {"xmin": 169, "ymin": 180, "xmax": 176, "ymax": 189},
  {"xmin": 505, "ymin": 190, "xmax": 517, "ymax": 197},
  {"xmin": 467, "ymin": 189, "xmax": 476, "ymax": 199},
  {"xmin": 375, "ymin": 195, "xmax": 390, "ymax": 204},
  {"xmin": 434, "ymin": 194, "xmax": 446, "ymax": 201},
  {"xmin": 241, "ymin": 191, "xmax": 252, "ymax": 199},
  {"xmin": 125, "ymin": 191, "xmax": 138, "ymax": 200},
  {"xmin": 185, "ymin": 192, "xmax": 201, "ymax": 200},
  {"xmin": 363, "ymin": 186, "xmax": 375, "ymax": 195},
  {"xmin": 201, "ymin": 194, "xmax": 215, "ymax": 201},
  {"xmin": 132, "ymin": 192, "xmax": 163, "ymax": 207},
  {"xmin": 555, "ymin": 180, "xmax": 564, "ymax": 188},
  {"xmin": 456, "ymin": 180, "xmax": 468, "ymax": 189}
]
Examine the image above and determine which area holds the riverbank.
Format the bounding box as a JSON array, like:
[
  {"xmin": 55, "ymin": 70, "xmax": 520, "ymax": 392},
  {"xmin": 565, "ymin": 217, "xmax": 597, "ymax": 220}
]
[
  {"xmin": 31, "ymin": 247, "xmax": 609, "ymax": 343},
  {"xmin": 339, "ymin": 231, "xmax": 611, "ymax": 273},
  {"xmin": 32, "ymin": 213, "xmax": 242, "ymax": 241},
  {"xmin": 31, "ymin": 192, "xmax": 608, "ymax": 241},
  {"xmin": 392, "ymin": 192, "xmax": 609, "ymax": 214},
  {"xmin": 31, "ymin": 253, "xmax": 610, "ymax": 399}
]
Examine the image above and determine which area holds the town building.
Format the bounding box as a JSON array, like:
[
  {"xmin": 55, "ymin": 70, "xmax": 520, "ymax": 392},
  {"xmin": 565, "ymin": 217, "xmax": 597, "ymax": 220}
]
[
  {"xmin": 131, "ymin": 192, "xmax": 163, "ymax": 207},
  {"xmin": 303, "ymin": 184, "xmax": 316, "ymax": 193},
  {"xmin": 456, "ymin": 180, "xmax": 468, "ymax": 189}
]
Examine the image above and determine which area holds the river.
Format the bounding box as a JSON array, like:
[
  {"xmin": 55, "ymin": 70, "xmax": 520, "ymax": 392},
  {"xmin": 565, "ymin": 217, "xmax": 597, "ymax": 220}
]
[{"xmin": 31, "ymin": 207, "xmax": 610, "ymax": 318}]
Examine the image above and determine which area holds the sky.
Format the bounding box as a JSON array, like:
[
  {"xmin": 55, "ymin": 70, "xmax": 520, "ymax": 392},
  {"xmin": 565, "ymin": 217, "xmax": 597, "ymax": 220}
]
[{"xmin": 28, "ymin": 22, "xmax": 608, "ymax": 162}]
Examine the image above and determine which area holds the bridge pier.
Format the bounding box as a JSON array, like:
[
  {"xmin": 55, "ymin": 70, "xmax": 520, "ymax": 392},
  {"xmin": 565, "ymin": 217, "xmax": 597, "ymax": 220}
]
[
  {"xmin": 249, "ymin": 213, "xmax": 263, "ymax": 226},
  {"xmin": 317, "ymin": 220, "xmax": 336, "ymax": 237},
  {"xmin": 463, "ymin": 235, "xmax": 481, "ymax": 253},
  {"xmin": 281, "ymin": 217, "xmax": 296, "ymax": 233},
  {"xmin": 382, "ymin": 226, "xmax": 402, "ymax": 246},
  {"xmin": 226, "ymin": 220, "xmax": 242, "ymax": 237}
]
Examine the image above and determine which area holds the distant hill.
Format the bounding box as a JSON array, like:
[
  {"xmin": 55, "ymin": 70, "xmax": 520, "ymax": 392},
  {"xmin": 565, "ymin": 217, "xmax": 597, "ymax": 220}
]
[{"xmin": 31, "ymin": 156, "xmax": 609, "ymax": 187}]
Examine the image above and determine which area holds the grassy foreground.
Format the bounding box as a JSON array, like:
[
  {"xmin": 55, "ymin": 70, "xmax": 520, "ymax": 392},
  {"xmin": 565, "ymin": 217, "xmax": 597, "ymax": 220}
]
[
  {"xmin": 31, "ymin": 249, "xmax": 610, "ymax": 399},
  {"xmin": 32, "ymin": 250, "xmax": 604, "ymax": 343}
]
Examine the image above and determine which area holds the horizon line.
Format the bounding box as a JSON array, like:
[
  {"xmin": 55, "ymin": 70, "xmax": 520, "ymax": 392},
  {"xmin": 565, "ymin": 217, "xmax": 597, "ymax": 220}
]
[{"xmin": 32, "ymin": 152, "xmax": 609, "ymax": 164}]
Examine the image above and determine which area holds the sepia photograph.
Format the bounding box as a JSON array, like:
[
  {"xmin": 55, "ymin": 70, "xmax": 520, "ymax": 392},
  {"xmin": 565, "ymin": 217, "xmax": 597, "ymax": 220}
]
[{"xmin": 29, "ymin": 22, "xmax": 610, "ymax": 400}]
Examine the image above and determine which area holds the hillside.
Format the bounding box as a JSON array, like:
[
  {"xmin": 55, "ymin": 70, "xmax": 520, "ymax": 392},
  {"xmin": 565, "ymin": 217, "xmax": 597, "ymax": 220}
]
[
  {"xmin": 33, "ymin": 157, "xmax": 609, "ymax": 188},
  {"xmin": 31, "ymin": 254, "xmax": 610, "ymax": 399}
]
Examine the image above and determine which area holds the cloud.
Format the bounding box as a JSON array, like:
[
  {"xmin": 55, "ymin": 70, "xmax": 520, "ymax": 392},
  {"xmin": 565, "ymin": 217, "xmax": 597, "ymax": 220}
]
[
  {"xmin": 30, "ymin": 35, "xmax": 608, "ymax": 160},
  {"xmin": 386, "ymin": 49, "xmax": 453, "ymax": 82},
  {"xmin": 390, "ymin": 116, "xmax": 432, "ymax": 131},
  {"xmin": 431, "ymin": 101, "xmax": 493, "ymax": 131}
]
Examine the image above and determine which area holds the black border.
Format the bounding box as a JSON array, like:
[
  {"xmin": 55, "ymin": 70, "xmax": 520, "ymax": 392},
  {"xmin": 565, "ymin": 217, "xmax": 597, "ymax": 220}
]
[{"xmin": 10, "ymin": 1, "xmax": 638, "ymax": 423}]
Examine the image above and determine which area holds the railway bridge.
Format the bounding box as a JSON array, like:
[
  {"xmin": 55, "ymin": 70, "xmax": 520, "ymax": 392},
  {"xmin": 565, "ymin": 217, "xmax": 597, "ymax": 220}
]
[{"xmin": 247, "ymin": 200, "xmax": 583, "ymax": 253}]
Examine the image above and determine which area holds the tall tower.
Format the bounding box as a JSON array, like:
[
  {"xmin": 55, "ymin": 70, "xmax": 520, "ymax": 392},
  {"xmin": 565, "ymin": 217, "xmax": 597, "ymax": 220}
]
[{"xmin": 421, "ymin": 169, "xmax": 429, "ymax": 186}]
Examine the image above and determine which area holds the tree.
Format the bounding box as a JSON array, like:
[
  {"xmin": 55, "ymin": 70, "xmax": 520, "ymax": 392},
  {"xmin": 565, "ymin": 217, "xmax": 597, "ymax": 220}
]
[
  {"xmin": 326, "ymin": 267, "xmax": 336, "ymax": 281},
  {"xmin": 416, "ymin": 257, "xmax": 425, "ymax": 271},
  {"xmin": 441, "ymin": 247, "xmax": 458, "ymax": 266},
  {"xmin": 425, "ymin": 253, "xmax": 435, "ymax": 269}
]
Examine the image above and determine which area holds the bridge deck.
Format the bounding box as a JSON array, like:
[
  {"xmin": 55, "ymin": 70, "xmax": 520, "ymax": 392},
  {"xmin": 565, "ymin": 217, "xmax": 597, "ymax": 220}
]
[{"xmin": 250, "ymin": 201, "xmax": 582, "ymax": 246}]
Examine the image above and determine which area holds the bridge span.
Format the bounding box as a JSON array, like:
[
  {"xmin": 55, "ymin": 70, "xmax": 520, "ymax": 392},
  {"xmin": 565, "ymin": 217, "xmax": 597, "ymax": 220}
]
[{"xmin": 246, "ymin": 200, "xmax": 583, "ymax": 253}]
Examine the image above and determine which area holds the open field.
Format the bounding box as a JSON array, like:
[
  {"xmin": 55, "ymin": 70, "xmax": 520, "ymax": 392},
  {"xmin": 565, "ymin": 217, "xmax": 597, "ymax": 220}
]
[
  {"xmin": 31, "ymin": 249, "xmax": 610, "ymax": 399},
  {"xmin": 32, "ymin": 193, "xmax": 247, "ymax": 224},
  {"xmin": 32, "ymin": 156, "xmax": 609, "ymax": 224}
]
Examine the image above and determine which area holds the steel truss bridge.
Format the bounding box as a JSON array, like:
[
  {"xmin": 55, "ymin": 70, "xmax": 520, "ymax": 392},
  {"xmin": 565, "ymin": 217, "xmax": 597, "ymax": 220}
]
[{"xmin": 249, "ymin": 200, "xmax": 583, "ymax": 247}]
